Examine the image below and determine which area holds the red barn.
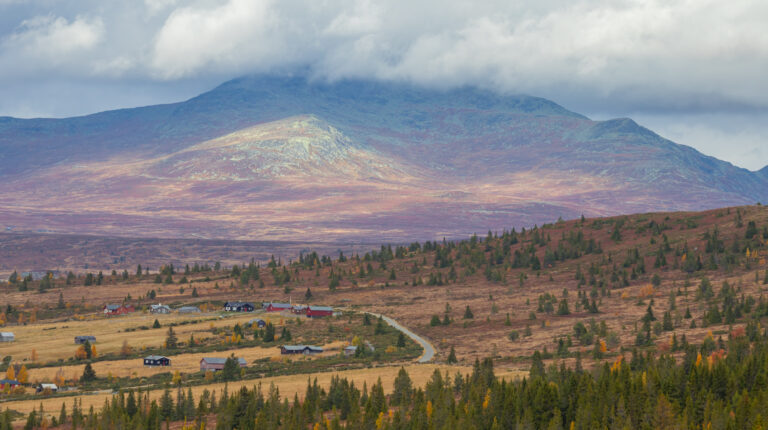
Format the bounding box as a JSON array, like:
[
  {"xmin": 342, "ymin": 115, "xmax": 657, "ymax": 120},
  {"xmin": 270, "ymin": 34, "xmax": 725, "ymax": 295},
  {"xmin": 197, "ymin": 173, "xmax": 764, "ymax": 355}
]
[
  {"xmin": 265, "ymin": 302, "xmax": 292, "ymax": 312},
  {"xmin": 103, "ymin": 304, "xmax": 135, "ymax": 316},
  {"xmin": 306, "ymin": 306, "xmax": 333, "ymax": 318}
]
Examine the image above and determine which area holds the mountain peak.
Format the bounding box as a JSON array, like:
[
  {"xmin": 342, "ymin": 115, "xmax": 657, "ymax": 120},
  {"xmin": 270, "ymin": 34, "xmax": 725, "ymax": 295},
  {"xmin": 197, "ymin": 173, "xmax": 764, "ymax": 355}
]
[
  {"xmin": 145, "ymin": 115, "xmax": 407, "ymax": 181},
  {"xmin": 1, "ymin": 75, "xmax": 767, "ymax": 242}
]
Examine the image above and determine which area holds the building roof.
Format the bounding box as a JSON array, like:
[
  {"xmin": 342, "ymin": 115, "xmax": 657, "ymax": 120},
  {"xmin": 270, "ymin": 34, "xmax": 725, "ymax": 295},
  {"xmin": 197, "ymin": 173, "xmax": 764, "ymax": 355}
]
[
  {"xmin": 344, "ymin": 346, "xmax": 357, "ymax": 351},
  {"xmin": 104, "ymin": 304, "xmax": 122, "ymax": 310},
  {"xmin": 39, "ymin": 383, "xmax": 58, "ymax": 389},
  {"xmin": 0, "ymin": 379, "xmax": 19, "ymax": 385},
  {"xmin": 266, "ymin": 302, "xmax": 292, "ymax": 308},
  {"xmin": 0, "ymin": 332, "xmax": 14, "ymax": 337},
  {"xmin": 150, "ymin": 304, "xmax": 170, "ymax": 309},
  {"xmin": 281, "ymin": 345, "xmax": 323, "ymax": 352},
  {"xmin": 225, "ymin": 301, "xmax": 254, "ymax": 307},
  {"xmin": 201, "ymin": 357, "xmax": 247, "ymax": 366},
  {"xmin": 178, "ymin": 306, "xmax": 201, "ymax": 311},
  {"xmin": 308, "ymin": 306, "xmax": 333, "ymax": 312},
  {"xmin": 75, "ymin": 335, "xmax": 96, "ymax": 339},
  {"xmin": 145, "ymin": 355, "xmax": 169, "ymax": 360}
]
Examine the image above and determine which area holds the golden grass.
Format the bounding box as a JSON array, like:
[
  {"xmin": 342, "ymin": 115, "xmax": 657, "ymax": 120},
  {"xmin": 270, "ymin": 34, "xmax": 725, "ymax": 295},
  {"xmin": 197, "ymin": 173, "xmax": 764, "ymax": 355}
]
[
  {"xmin": 1, "ymin": 364, "xmax": 525, "ymax": 419},
  {"xmin": 26, "ymin": 341, "xmax": 347, "ymax": 383},
  {"xmin": 2, "ymin": 311, "xmax": 286, "ymax": 364}
]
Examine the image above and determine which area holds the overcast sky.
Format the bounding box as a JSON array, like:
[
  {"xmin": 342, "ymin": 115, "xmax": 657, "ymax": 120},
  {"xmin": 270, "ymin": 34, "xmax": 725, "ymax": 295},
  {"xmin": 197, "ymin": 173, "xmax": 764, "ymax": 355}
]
[{"xmin": 1, "ymin": 0, "xmax": 766, "ymax": 170}]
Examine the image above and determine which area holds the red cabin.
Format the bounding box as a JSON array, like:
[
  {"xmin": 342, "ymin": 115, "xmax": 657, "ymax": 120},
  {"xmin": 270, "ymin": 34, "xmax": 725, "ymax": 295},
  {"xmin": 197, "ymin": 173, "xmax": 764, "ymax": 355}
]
[
  {"xmin": 306, "ymin": 306, "xmax": 333, "ymax": 318},
  {"xmin": 265, "ymin": 302, "xmax": 292, "ymax": 312},
  {"xmin": 103, "ymin": 304, "xmax": 135, "ymax": 316}
]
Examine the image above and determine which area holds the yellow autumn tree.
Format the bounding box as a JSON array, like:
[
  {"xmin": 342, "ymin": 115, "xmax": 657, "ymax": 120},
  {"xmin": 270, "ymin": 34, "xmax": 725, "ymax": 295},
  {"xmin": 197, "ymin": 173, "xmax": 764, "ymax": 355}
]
[
  {"xmin": 75, "ymin": 345, "xmax": 88, "ymax": 360},
  {"xmin": 54, "ymin": 369, "xmax": 66, "ymax": 387},
  {"xmin": 172, "ymin": 370, "xmax": 182, "ymax": 385},
  {"xmin": 5, "ymin": 365, "xmax": 15, "ymax": 381},
  {"xmin": 599, "ymin": 340, "xmax": 607, "ymax": 353},
  {"xmin": 17, "ymin": 365, "xmax": 28, "ymax": 384},
  {"xmin": 91, "ymin": 344, "xmax": 98, "ymax": 359},
  {"xmin": 610, "ymin": 356, "xmax": 623, "ymax": 373}
]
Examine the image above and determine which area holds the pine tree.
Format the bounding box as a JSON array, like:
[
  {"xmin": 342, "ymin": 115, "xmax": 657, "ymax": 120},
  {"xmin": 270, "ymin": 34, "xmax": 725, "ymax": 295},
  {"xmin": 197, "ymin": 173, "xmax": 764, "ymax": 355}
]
[
  {"xmin": 81, "ymin": 363, "xmax": 96, "ymax": 383},
  {"xmin": 464, "ymin": 305, "xmax": 474, "ymax": 319},
  {"xmin": 221, "ymin": 356, "xmax": 240, "ymax": 382},
  {"xmin": 391, "ymin": 367, "xmax": 413, "ymax": 406},
  {"xmin": 430, "ymin": 315, "xmax": 441, "ymax": 326},
  {"xmin": 263, "ymin": 323, "xmax": 275, "ymax": 342},
  {"xmin": 447, "ymin": 346, "xmax": 458, "ymax": 364},
  {"xmin": 530, "ymin": 350, "xmax": 545, "ymax": 377},
  {"xmin": 165, "ymin": 326, "xmax": 178, "ymax": 349},
  {"xmin": 374, "ymin": 316, "xmax": 386, "ymax": 335},
  {"xmin": 662, "ymin": 311, "xmax": 674, "ymax": 331},
  {"xmin": 397, "ymin": 332, "xmax": 406, "ymax": 348}
]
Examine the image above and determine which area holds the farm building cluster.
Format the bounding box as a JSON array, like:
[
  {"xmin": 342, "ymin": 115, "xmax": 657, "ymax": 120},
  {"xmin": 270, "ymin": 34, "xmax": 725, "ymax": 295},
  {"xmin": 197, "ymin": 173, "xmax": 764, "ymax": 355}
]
[
  {"xmin": 98, "ymin": 301, "xmax": 332, "ymax": 317},
  {"xmin": 223, "ymin": 301, "xmax": 335, "ymax": 317},
  {"xmin": 149, "ymin": 304, "xmax": 201, "ymax": 314}
]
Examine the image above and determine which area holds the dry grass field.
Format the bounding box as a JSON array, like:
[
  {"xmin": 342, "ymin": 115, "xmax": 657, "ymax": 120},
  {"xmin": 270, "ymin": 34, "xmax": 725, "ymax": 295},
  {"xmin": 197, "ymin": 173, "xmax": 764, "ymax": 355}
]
[
  {"xmin": 1, "ymin": 364, "xmax": 526, "ymax": 418},
  {"xmin": 25, "ymin": 341, "xmax": 346, "ymax": 383},
  {"xmin": 1, "ymin": 311, "xmax": 286, "ymax": 364}
]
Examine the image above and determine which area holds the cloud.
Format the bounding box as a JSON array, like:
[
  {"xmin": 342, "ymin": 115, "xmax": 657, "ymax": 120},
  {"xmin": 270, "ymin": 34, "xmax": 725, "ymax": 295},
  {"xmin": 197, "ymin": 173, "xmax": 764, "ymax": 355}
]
[
  {"xmin": 149, "ymin": 0, "xmax": 280, "ymax": 79},
  {"xmin": 0, "ymin": 14, "xmax": 103, "ymax": 76},
  {"xmin": 2, "ymin": 0, "xmax": 767, "ymax": 110}
]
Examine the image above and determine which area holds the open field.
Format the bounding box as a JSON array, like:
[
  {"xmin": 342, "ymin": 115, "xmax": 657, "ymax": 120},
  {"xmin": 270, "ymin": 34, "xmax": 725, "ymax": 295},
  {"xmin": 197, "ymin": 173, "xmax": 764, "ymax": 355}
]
[
  {"xmin": 1, "ymin": 311, "xmax": 287, "ymax": 364},
  {"xmin": 25, "ymin": 341, "xmax": 346, "ymax": 383},
  {"xmin": 1, "ymin": 364, "xmax": 526, "ymax": 418}
]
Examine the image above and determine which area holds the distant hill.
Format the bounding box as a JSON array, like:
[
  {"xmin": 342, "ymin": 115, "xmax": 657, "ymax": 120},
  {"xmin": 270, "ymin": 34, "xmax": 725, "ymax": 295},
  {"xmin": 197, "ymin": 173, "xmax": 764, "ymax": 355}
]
[{"xmin": 1, "ymin": 75, "xmax": 766, "ymax": 241}]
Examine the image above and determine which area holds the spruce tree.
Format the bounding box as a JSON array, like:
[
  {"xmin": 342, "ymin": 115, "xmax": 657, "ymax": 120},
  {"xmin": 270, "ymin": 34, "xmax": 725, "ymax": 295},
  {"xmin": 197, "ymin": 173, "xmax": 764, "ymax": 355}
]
[
  {"xmin": 263, "ymin": 323, "xmax": 275, "ymax": 342},
  {"xmin": 447, "ymin": 346, "xmax": 458, "ymax": 364},
  {"xmin": 81, "ymin": 363, "xmax": 96, "ymax": 382},
  {"xmin": 397, "ymin": 332, "xmax": 406, "ymax": 348},
  {"xmin": 391, "ymin": 367, "xmax": 412, "ymax": 405},
  {"xmin": 464, "ymin": 305, "xmax": 474, "ymax": 319},
  {"xmin": 165, "ymin": 326, "xmax": 178, "ymax": 349}
]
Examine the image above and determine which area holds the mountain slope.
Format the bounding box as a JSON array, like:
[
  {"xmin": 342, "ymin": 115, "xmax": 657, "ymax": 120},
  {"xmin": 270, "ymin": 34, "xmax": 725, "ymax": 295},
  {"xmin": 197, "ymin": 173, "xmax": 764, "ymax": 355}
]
[{"xmin": 0, "ymin": 75, "xmax": 766, "ymax": 241}]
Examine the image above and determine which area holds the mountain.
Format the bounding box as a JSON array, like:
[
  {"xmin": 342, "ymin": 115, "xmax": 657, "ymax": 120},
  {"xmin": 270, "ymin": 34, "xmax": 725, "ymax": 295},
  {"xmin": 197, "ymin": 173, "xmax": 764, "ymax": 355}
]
[{"xmin": 1, "ymin": 75, "xmax": 766, "ymax": 242}]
